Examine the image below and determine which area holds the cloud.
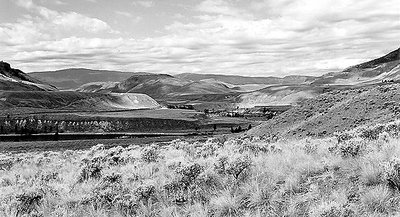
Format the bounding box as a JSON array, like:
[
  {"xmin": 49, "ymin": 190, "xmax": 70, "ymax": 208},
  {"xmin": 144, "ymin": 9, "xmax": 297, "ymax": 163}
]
[
  {"xmin": 115, "ymin": 11, "xmax": 142, "ymax": 23},
  {"xmin": 196, "ymin": 0, "xmax": 246, "ymax": 18},
  {"xmin": 2, "ymin": 0, "xmax": 115, "ymax": 45},
  {"xmin": 115, "ymin": 11, "xmax": 132, "ymax": 17},
  {"xmin": 1, "ymin": 0, "xmax": 399, "ymax": 76},
  {"xmin": 132, "ymin": 1, "xmax": 154, "ymax": 8}
]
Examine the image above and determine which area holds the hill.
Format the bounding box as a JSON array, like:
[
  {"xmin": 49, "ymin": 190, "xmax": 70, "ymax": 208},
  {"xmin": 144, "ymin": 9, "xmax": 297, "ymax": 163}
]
[
  {"xmin": 0, "ymin": 91, "xmax": 160, "ymax": 111},
  {"xmin": 0, "ymin": 61, "xmax": 56, "ymax": 91},
  {"xmin": 248, "ymin": 83, "xmax": 400, "ymax": 138},
  {"xmin": 237, "ymin": 48, "xmax": 400, "ymax": 108},
  {"xmin": 312, "ymin": 48, "xmax": 400, "ymax": 85},
  {"xmin": 30, "ymin": 68, "xmax": 148, "ymax": 90},
  {"xmin": 177, "ymin": 73, "xmax": 316, "ymax": 85},
  {"xmin": 78, "ymin": 74, "xmax": 238, "ymax": 100}
]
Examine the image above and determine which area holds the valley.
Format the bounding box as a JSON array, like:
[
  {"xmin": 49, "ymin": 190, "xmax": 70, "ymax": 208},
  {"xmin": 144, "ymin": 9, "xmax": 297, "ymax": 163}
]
[{"xmin": 0, "ymin": 48, "xmax": 399, "ymax": 146}]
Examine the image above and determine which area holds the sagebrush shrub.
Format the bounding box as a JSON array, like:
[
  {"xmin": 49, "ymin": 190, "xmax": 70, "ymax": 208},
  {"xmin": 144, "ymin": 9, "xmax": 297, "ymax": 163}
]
[
  {"xmin": 0, "ymin": 157, "xmax": 14, "ymax": 171},
  {"xmin": 196, "ymin": 142, "xmax": 218, "ymax": 158},
  {"xmin": 303, "ymin": 141, "xmax": 318, "ymax": 154},
  {"xmin": 105, "ymin": 146, "xmax": 125, "ymax": 165},
  {"xmin": 164, "ymin": 163, "xmax": 205, "ymax": 205},
  {"xmin": 335, "ymin": 132, "xmax": 353, "ymax": 144},
  {"xmin": 330, "ymin": 140, "xmax": 365, "ymax": 158},
  {"xmin": 176, "ymin": 163, "xmax": 204, "ymax": 186},
  {"xmin": 78, "ymin": 157, "xmax": 103, "ymax": 182},
  {"xmin": 385, "ymin": 123, "xmax": 400, "ymax": 137},
  {"xmin": 134, "ymin": 184, "xmax": 156, "ymax": 205},
  {"xmin": 13, "ymin": 189, "xmax": 44, "ymax": 217},
  {"xmin": 101, "ymin": 173, "xmax": 122, "ymax": 185},
  {"xmin": 236, "ymin": 141, "xmax": 270, "ymax": 155},
  {"xmin": 359, "ymin": 125, "xmax": 385, "ymax": 140},
  {"xmin": 141, "ymin": 146, "xmax": 160, "ymax": 163},
  {"xmin": 383, "ymin": 158, "xmax": 400, "ymax": 191},
  {"xmin": 225, "ymin": 156, "xmax": 252, "ymax": 181}
]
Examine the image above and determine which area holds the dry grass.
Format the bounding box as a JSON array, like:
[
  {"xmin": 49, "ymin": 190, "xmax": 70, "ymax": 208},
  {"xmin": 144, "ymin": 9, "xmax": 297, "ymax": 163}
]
[{"xmin": 1, "ymin": 130, "xmax": 400, "ymax": 216}]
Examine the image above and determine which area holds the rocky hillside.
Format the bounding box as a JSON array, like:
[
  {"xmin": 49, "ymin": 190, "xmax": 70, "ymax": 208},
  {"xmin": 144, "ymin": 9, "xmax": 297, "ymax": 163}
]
[
  {"xmin": 0, "ymin": 61, "xmax": 56, "ymax": 91},
  {"xmin": 248, "ymin": 83, "xmax": 400, "ymax": 138}
]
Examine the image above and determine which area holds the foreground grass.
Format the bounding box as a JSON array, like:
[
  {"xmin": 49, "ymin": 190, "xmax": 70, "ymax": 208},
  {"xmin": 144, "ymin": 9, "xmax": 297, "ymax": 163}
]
[{"xmin": 1, "ymin": 131, "xmax": 400, "ymax": 216}]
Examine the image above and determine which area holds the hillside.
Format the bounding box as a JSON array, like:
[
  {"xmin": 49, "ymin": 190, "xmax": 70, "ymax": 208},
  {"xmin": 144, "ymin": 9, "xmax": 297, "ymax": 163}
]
[
  {"xmin": 78, "ymin": 74, "xmax": 238, "ymax": 99},
  {"xmin": 312, "ymin": 48, "xmax": 400, "ymax": 85},
  {"xmin": 0, "ymin": 61, "xmax": 56, "ymax": 91},
  {"xmin": 177, "ymin": 73, "xmax": 316, "ymax": 85},
  {"xmin": 237, "ymin": 48, "xmax": 400, "ymax": 108},
  {"xmin": 248, "ymin": 83, "xmax": 400, "ymax": 138},
  {"xmin": 0, "ymin": 91, "xmax": 160, "ymax": 111},
  {"xmin": 237, "ymin": 84, "xmax": 330, "ymax": 108},
  {"xmin": 30, "ymin": 68, "xmax": 148, "ymax": 90}
]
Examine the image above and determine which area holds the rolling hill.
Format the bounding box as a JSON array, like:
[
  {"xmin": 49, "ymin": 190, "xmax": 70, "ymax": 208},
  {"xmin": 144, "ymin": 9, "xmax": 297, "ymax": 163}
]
[
  {"xmin": 0, "ymin": 91, "xmax": 160, "ymax": 111},
  {"xmin": 176, "ymin": 73, "xmax": 316, "ymax": 85},
  {"xmin": 237, "ymin": 48, "xmax": 400, "ymax": 108},
  {"xmin": 0, "ymin": 62, "xmax": 160, "ymax": 111},
  {"xmin": 30, "ymin": 68, "xmax": 148, "ymax": 90},
  {"xmin": 0, "ymin": 61, "xmax": 56, "ymax": 91},
  {"xmin": 77, "ymin": 74, "xmax": 238, "ymax": 99}
]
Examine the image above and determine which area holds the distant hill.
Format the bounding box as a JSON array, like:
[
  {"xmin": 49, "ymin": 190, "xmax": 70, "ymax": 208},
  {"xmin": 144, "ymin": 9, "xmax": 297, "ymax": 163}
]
[
  {"xmin": 0, "ymin": 61, "xmax": 56, "ymax": 91},
  {"xmin": 30, "ymin": 68, "xmax": 148, "ymax": 90},
  {"xmin": 237, "ymin": 48, "xmax": 400, "ymax": 108},
  {"xmin": 78, "ymin": 74, "xmax": 238, "ymax": 99},
  {"xmin": 0, "ymin": 91, "xmax": 160, "ymax": 111},
  {"xmin": 176, "ymin": 73, "xmax": 316, "ymax": 85}
]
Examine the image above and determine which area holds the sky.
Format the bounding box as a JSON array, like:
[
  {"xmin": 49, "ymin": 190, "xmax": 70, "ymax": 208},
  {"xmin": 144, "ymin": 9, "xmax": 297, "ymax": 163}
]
[{"xmin": 0, "ymin": 0, "xmax": 399, "ymax": 77}]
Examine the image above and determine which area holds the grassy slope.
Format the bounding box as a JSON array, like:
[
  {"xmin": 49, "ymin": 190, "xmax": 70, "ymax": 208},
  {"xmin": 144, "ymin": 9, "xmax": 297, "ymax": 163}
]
[
  {"xmin": 248, "ymin": 83, "xmax": 400, "ymax": 138},
  {"xmin": 1, "ymin": 123, "xmax": 400, "ymax": 216}
]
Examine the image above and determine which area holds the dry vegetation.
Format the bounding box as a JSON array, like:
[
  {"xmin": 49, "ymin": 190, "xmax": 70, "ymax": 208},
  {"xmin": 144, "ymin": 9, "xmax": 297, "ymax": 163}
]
[{"xmin": 1, "ymin": 121, "xmax": 400, "ymax": 216}]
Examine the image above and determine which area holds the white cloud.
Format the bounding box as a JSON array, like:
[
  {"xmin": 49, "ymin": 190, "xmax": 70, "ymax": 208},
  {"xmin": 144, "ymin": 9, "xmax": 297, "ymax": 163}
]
[
  {"xmin": 196, "ymin": 0, "xmax": 250, "ymax": 18},
  {"xmin": 1, "ymin": 0, "xmax": 399, "ymax": 76},
  {"xmin": 15, "ymin": 0, "xmax": 113, "ymax": 33},
  {"xmin": 132, "ymin": 1, "xmax": 154, "ymax": 8},
  {"xmin": 115, "ymin": 11, "xmax": 132, "ymax": 17}
]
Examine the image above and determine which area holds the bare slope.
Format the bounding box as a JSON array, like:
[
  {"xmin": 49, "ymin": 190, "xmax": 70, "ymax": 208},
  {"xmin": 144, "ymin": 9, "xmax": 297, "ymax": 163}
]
[
  {"xmin": 177, "ymin": 73, "xmax": 316, "ymax": 85},
  {"xmin": 30, "ymin": 68, "xmax": 148, "ymax": 90},
  {"xmin": 248, "ymin": 83, "xmax": 400, "ymax": 138},
  {"xmin": 0, "ymin": 61, "xmax": 56, "ymax": 91},
  {"xmin": 0, "ymin": 91, "xmax": 160, "ymax": 110},
  {"xmin": 238, "ymin": 48, "xmax": 400, "ymax": 108},
  {"xmin": 78, "ymin": 74, "xmax": 238, "ymax": 99}
]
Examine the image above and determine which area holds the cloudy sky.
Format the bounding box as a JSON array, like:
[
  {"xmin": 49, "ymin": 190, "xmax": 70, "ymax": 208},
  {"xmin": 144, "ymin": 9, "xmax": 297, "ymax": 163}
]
[{"xmin": 0, "ymin": 0, "xmax": 399, "ymax": 76}]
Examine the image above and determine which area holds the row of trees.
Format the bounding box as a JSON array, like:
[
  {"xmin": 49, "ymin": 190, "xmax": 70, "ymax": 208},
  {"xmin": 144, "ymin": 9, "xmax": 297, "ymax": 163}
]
[{"xmin": 0, "ymin": 116, "xmax": 198, "ymax": 135}]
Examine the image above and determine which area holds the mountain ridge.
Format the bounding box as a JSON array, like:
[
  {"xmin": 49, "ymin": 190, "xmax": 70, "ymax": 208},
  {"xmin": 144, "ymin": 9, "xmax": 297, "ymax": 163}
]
[{"xmin": 0, "ymin": 61, "xmax": 56, "ymax": 91}]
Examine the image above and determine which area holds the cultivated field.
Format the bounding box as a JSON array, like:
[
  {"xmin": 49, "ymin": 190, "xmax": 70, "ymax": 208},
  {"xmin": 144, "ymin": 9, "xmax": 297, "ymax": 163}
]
[{"xmin": 1, "ymin": 121, "xmax": 400, "ymax": 216}]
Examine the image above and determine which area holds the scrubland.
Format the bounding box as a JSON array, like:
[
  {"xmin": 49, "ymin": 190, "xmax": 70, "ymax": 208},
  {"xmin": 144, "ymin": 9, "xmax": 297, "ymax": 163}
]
[{"xmin": 1, "ymin": 121, "xmax": 400, "ymax": 216}]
